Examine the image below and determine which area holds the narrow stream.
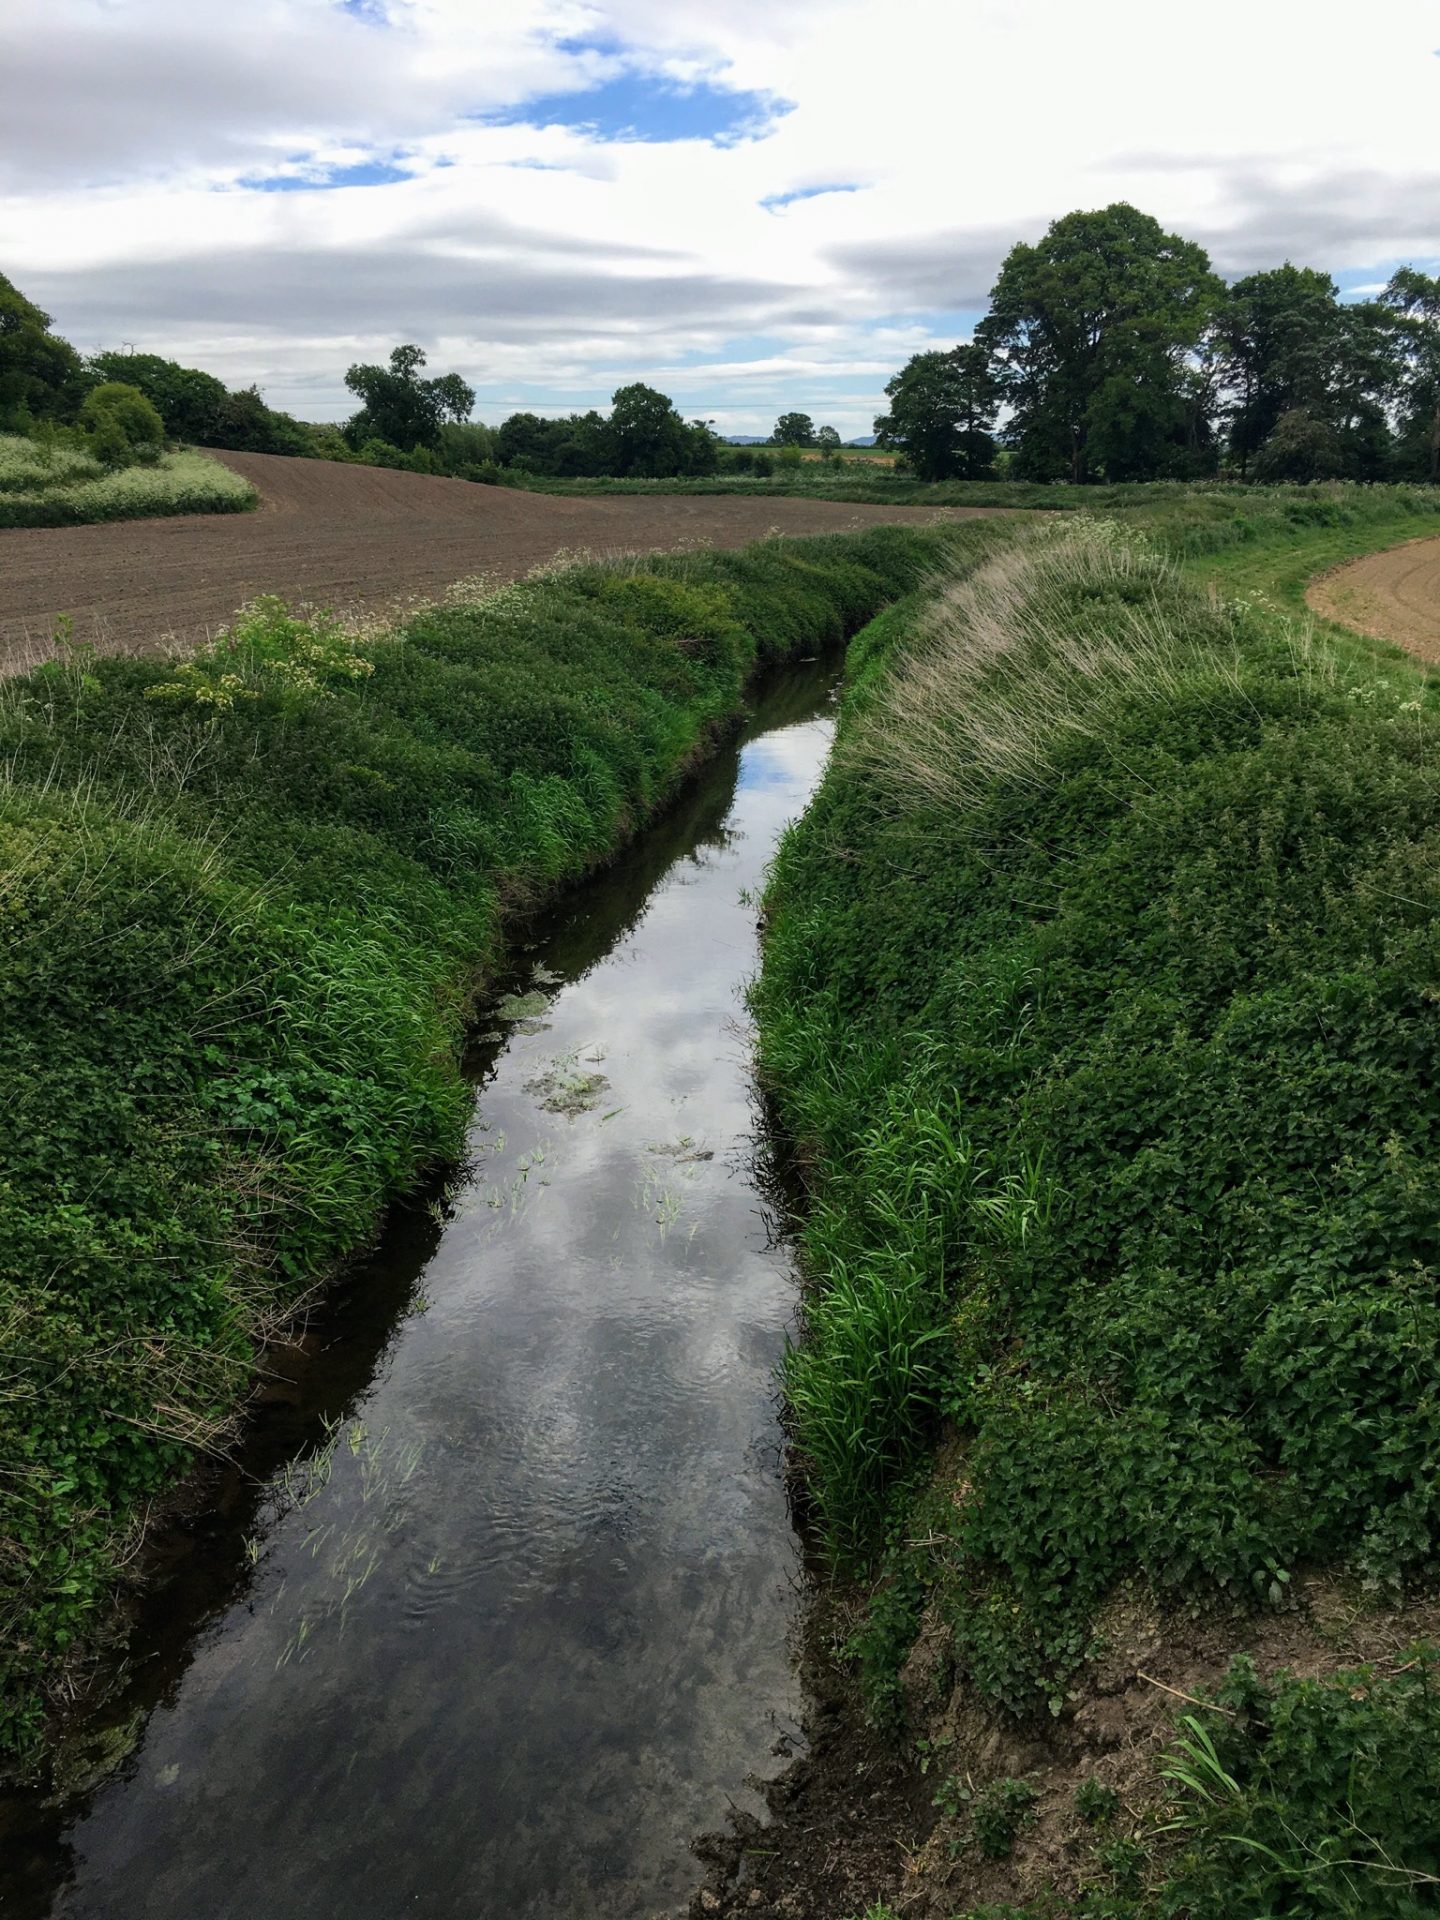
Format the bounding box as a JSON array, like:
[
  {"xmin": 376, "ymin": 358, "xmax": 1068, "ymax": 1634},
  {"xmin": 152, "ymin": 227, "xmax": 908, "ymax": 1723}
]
[{"xmin": 1, "ymin": 658, "xmax": 840, "ymax": 1920}]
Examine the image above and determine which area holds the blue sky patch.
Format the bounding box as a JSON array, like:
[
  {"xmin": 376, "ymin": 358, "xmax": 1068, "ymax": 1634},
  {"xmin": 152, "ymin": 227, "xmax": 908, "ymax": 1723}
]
[
  {"xmin": 549, "ymin": 31, "xmax": 630, "ymax": 59},
  {"xmin": 761, "ymin": 183, "xmax": 863, "ymax": 211},
  {"xmin": 243, "ymin": 156, "xmax": 413, "ymax": 192},
  {"xmin": 487, "ymin": 72, "xmax": 793, "ymax": 146}
]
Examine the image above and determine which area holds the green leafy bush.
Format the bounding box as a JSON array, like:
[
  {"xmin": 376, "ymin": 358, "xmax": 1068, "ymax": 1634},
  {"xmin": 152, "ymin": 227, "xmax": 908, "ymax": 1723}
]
[
  {"xmin": 1156, "ymin": 1658, "xmax": 1440, "ymax": 1917},
  {"xmin": 78, "ymin": 380, "xmax": 165, "ymax": 465}
]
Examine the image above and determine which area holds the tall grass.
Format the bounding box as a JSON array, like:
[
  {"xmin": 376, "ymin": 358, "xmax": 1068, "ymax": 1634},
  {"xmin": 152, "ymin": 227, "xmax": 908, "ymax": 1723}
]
[{"xmin": 0, "ymin": 436, "xmax": 256, "ymax": 526}]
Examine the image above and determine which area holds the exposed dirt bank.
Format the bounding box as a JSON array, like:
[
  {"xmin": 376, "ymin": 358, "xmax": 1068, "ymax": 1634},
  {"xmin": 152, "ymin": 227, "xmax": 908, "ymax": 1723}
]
[
  {"xmin": 681, "ymin": 1571, "xmax": 1440, "ymax": 1920},
  {"xmin": 1306, "ymin": 531, "xmax": 1440, "ymax": 662},
  {"xmin": 0, "ymin": 451, "xmax": 1008, "ymax": 669}
]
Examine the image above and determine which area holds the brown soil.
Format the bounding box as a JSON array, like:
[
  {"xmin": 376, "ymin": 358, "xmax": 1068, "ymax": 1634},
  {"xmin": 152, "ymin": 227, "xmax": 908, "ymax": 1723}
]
[
  {"xmin": 1306, "ymin": 532, "xmax": 1440, "ymax": 663},
  {"xmin": 0, "ymin": 451, "xmax": 1007, "ymax": 670},
  {"xmin": 681, "ymin": 1564, "xmax": 1440, "ymax": 1920}
]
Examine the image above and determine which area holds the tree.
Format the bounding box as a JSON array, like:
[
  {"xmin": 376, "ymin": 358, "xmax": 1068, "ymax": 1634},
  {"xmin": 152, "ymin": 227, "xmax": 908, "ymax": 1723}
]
[
  {"xmin": 874, "ymin": 344, "xmax": 1001, "ymax": 480},
  {"xmin": 977, "ymin": 204, "xmax": 1221, "ymax": 483},
  {"xmin": 1218, "ymin": 265, "xmax": 1347, "ymax": 478},
  {"xmin": 0, "ymin": 271, "xmax": 83, "ymax": 429},
  {"xmin": 343, "ymin": 345, "xmax": 473, "ymax": 452},
  {"xmin": 87, "ymin": 350, "xmax": 228, "ymax": 444},
  {"xmin": 79, "ymin": 381, "xmax": 165, "ymax": 465},
  {"xmin": 216, "ymin": 386, "xmax": 312, "ymax": 456},
  {"xmin": 1385, "ymin": 268, "xmax": 1440, "ymax": 483},
  {"xmin": 815, "ymin": 424, "xmax": 842, "ymax": 459},
  {"xmin": 1252, "ymin": 408, "xmax": 1342, "ymax": 481},
  {"xmin": 607, "ymin": 383, "xmax": 714, "ymax": 477},
  {"xmin": 429, "ymin": 371, "xmax": 476, "ymax": 426},
  {"xmin": 772, "ymin": 411, "xmax": 817, "ymax": 446},
  {"xmin": 1328, "ymin": 300, "xmax": 1400, "ymax": 479},
  {"xmin": 496, "ymin": 409, "xmax": 608, "ymax": 476},
  {"xmin": 1215, "ymin": 267, "xmax": 1400, "ymax": 479}
]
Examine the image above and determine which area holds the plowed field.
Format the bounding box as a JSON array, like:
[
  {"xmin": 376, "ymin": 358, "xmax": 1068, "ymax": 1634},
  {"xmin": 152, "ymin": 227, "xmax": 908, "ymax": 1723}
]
[
  {"xmin": 1307, "ymin": 533, "xmax": 1440, "ymax": 664},
  {"xmin": 0, "ymin": 451, "xmax": 1008, "ymax": 669}
]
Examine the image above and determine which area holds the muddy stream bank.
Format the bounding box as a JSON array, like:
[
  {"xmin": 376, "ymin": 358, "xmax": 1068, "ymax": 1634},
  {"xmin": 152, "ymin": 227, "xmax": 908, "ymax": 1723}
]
[{"xmin": 0, "ymin": 658, "xmax": 842, "ymax": 1919}]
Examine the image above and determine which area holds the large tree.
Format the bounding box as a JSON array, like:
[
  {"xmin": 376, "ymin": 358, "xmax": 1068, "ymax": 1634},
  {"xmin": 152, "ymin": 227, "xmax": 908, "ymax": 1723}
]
[
  {"xmin": 977, "ymin": 204, "xmax": 1220, "ymax": 483},
  {"xmin": 343, "ymin": 344, "xmax": 475, "ymax": 452},
  {"xmin": 1385, "ymin": 268, "xmax": 1440, "ymax": 483},
  {"xmin": 772, "ymin": 411, "xmax": 817, "ymax": 446},
  {"xmin": 1219, "ymin": 265, "xmax": 1348, "ymax": 477},
  {"xmin": 607, "ymin": 383, "xmax": 716, "ymax": 478},
  {"xmin": 1217, "ymin": 267, "xmax": 1400, "ymax": 479},
  {"xmin": 0, "ymin": 271, "xmax": 83, "ymax": 428},
  {"xmin": 874, "ymin": 344, "xmax": 1000, "ymax": 481}
]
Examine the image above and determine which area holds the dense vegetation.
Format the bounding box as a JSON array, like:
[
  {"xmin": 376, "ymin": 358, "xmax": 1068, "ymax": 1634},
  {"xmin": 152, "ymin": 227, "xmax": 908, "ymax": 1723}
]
[
  {"xmin": 0, "ymin": 276, "xmax": 258, "ymax": 522},
  {"xmin": 0, "ymin": 433, "xmax": 255, "ymax": 527},
  {"xmin": 755, "ymin": 500, "xmax": 1440, "ymax": 1911},
  {"xmin": 0, "ymin": 521, "xmax": 962, "ymax": 1767},
  {"xmin": 877, "ymin": 205, "xmax": 1440, "ymax": 485}
]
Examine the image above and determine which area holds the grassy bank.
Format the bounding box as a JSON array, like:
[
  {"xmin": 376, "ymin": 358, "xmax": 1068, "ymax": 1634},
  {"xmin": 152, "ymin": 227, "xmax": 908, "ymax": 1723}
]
[
  {"xmin": 0, "ymin": 522, "xmax": 984, "ymax": 1766},
  {"xmin": 752, "ymin": 509, "xmax": 1440, "ymax": 1914},
  {"xmin": 0, "ymin": 435, "xmax": 256, "ymax": 527},
  {"xmin": 514, "ymin": 469, "xmax": 1440, "ymax": 528}
]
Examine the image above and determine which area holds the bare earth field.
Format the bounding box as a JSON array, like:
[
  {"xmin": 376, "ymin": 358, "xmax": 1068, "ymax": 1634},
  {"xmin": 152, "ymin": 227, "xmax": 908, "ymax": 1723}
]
[
  {"xmin": 0, "ymin": 449, "xmax": 1006, "ymax": 669},
  {"xmin": 1307, "ymin": 532, "xmax": 1440, "ymax": 663}
]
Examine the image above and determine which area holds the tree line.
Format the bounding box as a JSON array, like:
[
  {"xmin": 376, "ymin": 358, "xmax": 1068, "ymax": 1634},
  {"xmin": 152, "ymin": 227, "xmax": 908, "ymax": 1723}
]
[
  {"xmin": 6, "ymin": 203, "xmax": 1437, "ymax": 489},
  {"xmin": 0, "ymin": 277, "xmax": 729, "ymax": 482},
  {"xmin": 875, "ymin": 203, "xmax": 1440, "ymax": 484}
]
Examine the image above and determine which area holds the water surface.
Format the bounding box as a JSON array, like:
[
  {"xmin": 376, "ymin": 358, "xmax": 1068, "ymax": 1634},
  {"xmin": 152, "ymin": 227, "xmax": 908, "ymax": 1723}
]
[{"xmin": 1, "ymin": 660, "xmax": 838, "ymax": 1920}]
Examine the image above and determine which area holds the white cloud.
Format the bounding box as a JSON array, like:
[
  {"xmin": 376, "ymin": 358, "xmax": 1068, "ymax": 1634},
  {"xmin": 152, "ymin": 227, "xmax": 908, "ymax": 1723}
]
[{"xmin": 4, "ymin": 0, "xmax": 1438, "ymax": 435}]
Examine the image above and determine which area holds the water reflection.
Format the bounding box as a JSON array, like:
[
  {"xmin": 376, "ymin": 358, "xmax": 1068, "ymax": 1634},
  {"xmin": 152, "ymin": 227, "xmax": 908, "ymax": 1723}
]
[{"xmin": 0, "ymin": 661, "xmax": 839, "ymax": 1920}]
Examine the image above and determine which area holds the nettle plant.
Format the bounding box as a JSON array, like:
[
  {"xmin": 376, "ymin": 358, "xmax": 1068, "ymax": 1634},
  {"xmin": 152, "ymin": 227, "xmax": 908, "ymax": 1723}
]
[{"xmin": 146, "ymin": 596, "xmax": 375, "ymax": 712}]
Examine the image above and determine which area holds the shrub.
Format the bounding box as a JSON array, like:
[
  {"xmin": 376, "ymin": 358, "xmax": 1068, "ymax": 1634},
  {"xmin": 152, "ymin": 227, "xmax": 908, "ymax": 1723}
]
[
  {"xmin": 971, "ymin": 1778, "xmax": 1040, "ymax": 1858},
  {"xmin": 78, "ymin": 380, "xmax": 165, "ymax": 465},
  {"xmin": 1157, "ymin": 1658, "xmax": 1440, "ymax": 1917}
]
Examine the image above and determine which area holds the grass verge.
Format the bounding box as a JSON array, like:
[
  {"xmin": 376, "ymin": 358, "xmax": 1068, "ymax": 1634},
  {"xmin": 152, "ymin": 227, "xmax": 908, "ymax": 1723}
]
[
  {"xmin": 0, "ymin": 521, "xmax": 994, "ymax": 1767},
  {"xmin": 0, "ymin": 436, "xmax": 256, "ymax": 527},
  {"xmin": 752, "ymin": 501, "xmax": 1440, "ymax": 1914},
  {"xmin": 512, "ymin": 470, "xmax": 1440, "ymax": 531}
]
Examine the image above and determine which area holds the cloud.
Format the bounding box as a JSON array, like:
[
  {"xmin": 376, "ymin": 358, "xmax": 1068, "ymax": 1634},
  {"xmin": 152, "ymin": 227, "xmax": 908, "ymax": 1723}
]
[
  {"xmin": 27, "ymin": 247, "xmax": 809, "ymax": 346},
  {"xmin": 823, "ymin": 227, "xmax": 1016, "ymax": 313},
  {"xmin": 3, "ymin": 0, "xmax": 1439, "ymax": 435},
  {"xmin": 1187, "ymin": 167, "xmax": 1440, "ymax": 277}
]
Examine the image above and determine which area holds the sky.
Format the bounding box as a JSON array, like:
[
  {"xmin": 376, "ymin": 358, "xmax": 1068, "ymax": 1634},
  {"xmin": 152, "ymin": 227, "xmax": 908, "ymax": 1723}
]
[{"xmin": 3, "ymin": 0, "xmax": 1439, "ymax": 439}]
